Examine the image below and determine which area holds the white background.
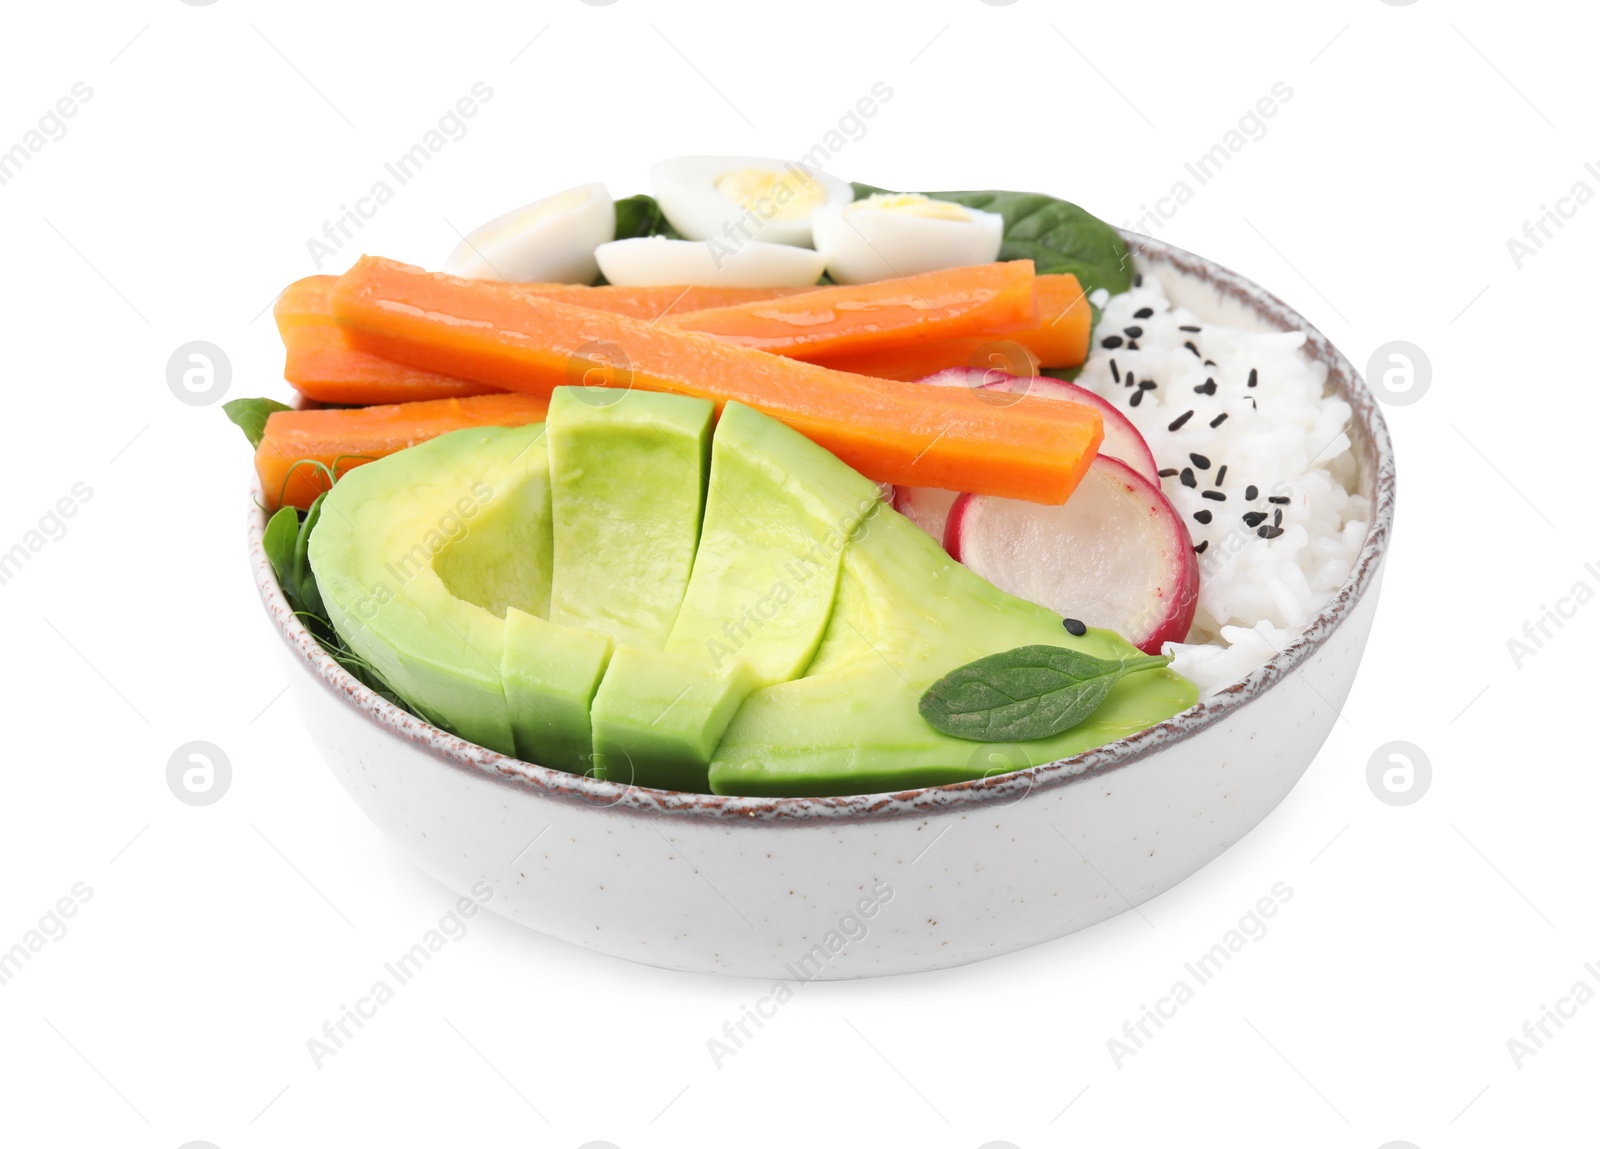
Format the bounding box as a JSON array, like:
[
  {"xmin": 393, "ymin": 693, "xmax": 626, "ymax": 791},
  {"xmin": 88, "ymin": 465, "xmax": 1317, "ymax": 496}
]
[{"xmin": 0, "ymin": 1, "xmax": 1593, "ymax": 1146}]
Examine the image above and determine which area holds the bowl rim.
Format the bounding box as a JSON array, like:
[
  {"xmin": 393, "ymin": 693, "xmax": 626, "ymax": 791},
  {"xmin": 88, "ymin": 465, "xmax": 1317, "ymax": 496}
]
[{"xmin": 249, "ymin": 232, "xmax": 1394, "ymax": 824}]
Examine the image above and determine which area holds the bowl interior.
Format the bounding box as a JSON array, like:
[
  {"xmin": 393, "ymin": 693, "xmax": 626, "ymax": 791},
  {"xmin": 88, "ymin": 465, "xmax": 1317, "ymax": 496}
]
[{"xmin": 250, "ymin": 236, "xmax": 1393, "ymax": 822}]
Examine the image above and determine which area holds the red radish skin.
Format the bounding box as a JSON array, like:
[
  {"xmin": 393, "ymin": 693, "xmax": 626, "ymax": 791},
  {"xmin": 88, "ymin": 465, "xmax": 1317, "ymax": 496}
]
[
  {"xmin": 915, "ymin": 368, "xmax": 1159, "ymax": 483},
  {"xmin": 945, "ymin": 456, "xmax": 1199, "ymax": 653}
]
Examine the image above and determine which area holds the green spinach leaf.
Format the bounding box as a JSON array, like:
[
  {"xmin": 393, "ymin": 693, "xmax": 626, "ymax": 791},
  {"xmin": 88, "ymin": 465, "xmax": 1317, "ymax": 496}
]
[
  {"xmin": 920, "ymin": 644, "xmax": 1170, "ymax": 742},
  {"xmin": 612, "ymin": 194, "xmax": 681, "ymax": 241}
]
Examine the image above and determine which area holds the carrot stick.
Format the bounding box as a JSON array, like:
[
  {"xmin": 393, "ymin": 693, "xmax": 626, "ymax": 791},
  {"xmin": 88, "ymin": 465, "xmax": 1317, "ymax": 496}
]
[
  {"xmin": 257, "ymin": 391, "xmax": 550, "ymax": 510},
  {"xmin": 330, "ymin": 257, "xmax": 1103, "ymax": 503},
  {"xmin": 276, "ymin": 277, "xmax": 499, "ymax": 404},
  {"xmin": 276, "ymin": 276, "xmax": 811, "ymax": 404},
  {"xmin": 662, "ymin": 262, "xmax": 1038, "ymax": 360},
  {"xmin": 806, "ymin": 274, "xmax": 1092, "ymax": 381},
  {"xmin": 529, "ymin": 282, "xmax": 811, "ymax": 319}
]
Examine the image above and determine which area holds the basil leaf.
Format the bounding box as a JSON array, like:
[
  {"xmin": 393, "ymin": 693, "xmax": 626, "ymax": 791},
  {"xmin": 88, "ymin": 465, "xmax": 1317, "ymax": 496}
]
[
  {"xmin": 851, "ymin": 183, "xmax": 1132, "ymax": 297},
  {"xmin": 223, "ymin": 397, "xmax": 292, "ymax": 449},
  {"xmin": 920, "ymin": 644, "xmax": 1170, "ymax": 742},
  {"xmin": 612, "ymin": 194, "xmax": 681, "ymax": 241}
]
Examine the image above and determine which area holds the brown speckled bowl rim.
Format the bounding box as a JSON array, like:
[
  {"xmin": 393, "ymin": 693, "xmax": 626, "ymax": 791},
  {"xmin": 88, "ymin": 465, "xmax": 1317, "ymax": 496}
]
[{"xmin": 249, "ymin": 233, "xmax": 1394, "ymax": 824}]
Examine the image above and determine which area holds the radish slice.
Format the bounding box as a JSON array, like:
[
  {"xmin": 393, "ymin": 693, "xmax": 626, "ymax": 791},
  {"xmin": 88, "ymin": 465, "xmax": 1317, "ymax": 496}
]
[
  {"xmin": 946, "ymin": 456, "xmax": 1199, "ymax": 653},
  {"xmin": 892, "ymin": 486, "xmax": 959, "ymax": 545},
  {"xmin": 915, "ymin": 368, "xmax": 1159, "ymax": 483}
]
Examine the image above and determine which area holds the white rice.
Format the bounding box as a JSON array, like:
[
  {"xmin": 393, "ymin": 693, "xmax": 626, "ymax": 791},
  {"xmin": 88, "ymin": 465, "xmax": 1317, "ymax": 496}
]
[{"xmin": 1074, "ymin": 276, "xmax": 1369, "ymax": 697}]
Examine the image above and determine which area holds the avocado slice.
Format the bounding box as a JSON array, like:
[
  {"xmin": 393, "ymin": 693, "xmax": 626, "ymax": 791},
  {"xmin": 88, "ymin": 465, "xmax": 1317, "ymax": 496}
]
[
  {"xmin": 310, "ymin": 423, "xmax": 612, "ymax": 767},
  {"xmin": 588, "ymin": 402, "xmax": 884, "ymax": 791},
  {"xmin": 707, "ymin": 509, "xmax": 1199, "ymax": 796},
  {"xmin": 546, "ymin": 387, "xmax": 714, "ymax": 652}
]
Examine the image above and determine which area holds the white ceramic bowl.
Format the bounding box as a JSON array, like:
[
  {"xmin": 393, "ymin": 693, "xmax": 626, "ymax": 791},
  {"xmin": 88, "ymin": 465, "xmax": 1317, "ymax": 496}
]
[{"xmin": 250, "ymin": 235, "xmax": 1394, "ymax": 979}]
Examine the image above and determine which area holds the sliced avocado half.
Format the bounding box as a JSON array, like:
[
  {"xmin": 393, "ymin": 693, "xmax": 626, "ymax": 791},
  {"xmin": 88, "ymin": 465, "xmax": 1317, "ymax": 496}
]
[{"xmin": 307, "ymin": 388, "xmax": 1197, "ymax": 796}]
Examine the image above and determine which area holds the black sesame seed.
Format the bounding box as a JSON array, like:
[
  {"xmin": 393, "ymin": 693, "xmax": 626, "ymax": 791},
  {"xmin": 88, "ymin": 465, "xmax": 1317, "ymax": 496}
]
[
  {"xmin": 1247, "ymin": 396, "xmax": 1257, "ymax": 410},
  {"xmin": 1242, "ymin": 511, "xmax": 1268, "ymax": 527},
  {"xmin": 1127, "ymin": 340, "xmax": 1140, "ymax": 351},
  {"xmin": 1158, "ymin": 467, "xmax": 1179, "ymax": 478},
  {"xmin": 1168, "ymin": 410, "xmax": 1194, "ymax": 432},
  {"xmin": 1214, "ymin": 465, "xmax": 1227, "ymax": 485},
  {"xmin": 1101, "ymin": 335, "xmax": 1124, "ymax": 349},
  {"xmin": 1134, "ymin": 274, "xmax": 1143, "ymax": 287},
  {"xmin": 1193, "ymin": 540, "xmax": 1209, "ymax": 554},
  {"xmin": 1203, "ymin": 359, "xmax": 1217, "ymax": 367},
  {"xmin": 1209, "ymin": 412, "xmax": 1229, "ymax": 428},
  {"xmin": 1193, "ymin": 509, "xmax": 1213, "ymax": 525},
  {"xmin": 1179, "ymin": 324, "xmax": 1201, "ymax": 332},
  {"xmin": 1123, "ymin": 325, "xmax": 1144, "ymax": 338},
  {"xmin": 1133, "ymin": 307, "xmax": 1154, "ymax": 319},
  {"xmin": 1189, "ymin": 452, "xmax": 1210, "ymax": 469},
  {"xmin": 1258, "ymin": 525, "xmax": 1285, "ymax": 540},
  {"xmin": 1129, "ymin": 390, "xmax": 1143, "ymax": 407},
  {"xmin": 1245, "ymin": 484, "xmax": 1259, "ymax": 501},
  {"xmin": 1247, "ymin": 368, "xmax": 1258, "ymax": 388},
  {"xmin": 1063, "ymin": 617, "xmax": 1087, "ymax": 636},
  {"xmin": 1180, "ymin": 468, "xmax": 1197, "ymax": 488},
  {"xmin": 1110, "ymin": 359, "xmax": 1121, "ymax": 383},
  {"xmin": 1194, "ymin": 378, "xmax": 1217, "ymax": 396},
  {"xmin": 1139, "ymin": 379, "xmax": 1157, "ymax": 390},
  {"xmin": 1268, "ymin": 495, "xmax": 1290, "ymax": 505},
  {"xmin": 1184, "ymin": 341, "xmax": 1202, "ymax": 357},
  {"xmin": 1273, "ymin": 508, "xmax": 1283, "ymax": 527},
  {"xmin": 1201, "ymin": 490, "xmax": 1226, "ymax": 501}
]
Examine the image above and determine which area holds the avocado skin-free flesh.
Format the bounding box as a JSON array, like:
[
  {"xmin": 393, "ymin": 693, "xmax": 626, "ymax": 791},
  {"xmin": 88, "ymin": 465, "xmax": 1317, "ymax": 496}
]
[
  {"xmin": 588, "ymin": 402, "xmax": 884, "ymax": 791},
  {"xmin": 545, "ymin": 387, "xmax": 714, "ymax": 652},
  {"xmin": 310, "ymin": 423, "xmax": 612, "ymax": 766},
  {"xmin": 707, "ymin": 508, "xmax": 1198, "ymax": 797}
]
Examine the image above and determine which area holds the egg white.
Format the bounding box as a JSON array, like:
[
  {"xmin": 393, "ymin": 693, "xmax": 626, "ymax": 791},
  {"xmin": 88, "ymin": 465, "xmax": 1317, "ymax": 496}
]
[
  {"xmin": 594, "ymin": 237, "xmax": 826, "ymax": 288},
  {"xmin": 444, "ymin": 182, "xmax": 615, "ymax": 283},
  {"xmin": 811, "ymin": 198, "xmax": 1005, "ymax": 284}
]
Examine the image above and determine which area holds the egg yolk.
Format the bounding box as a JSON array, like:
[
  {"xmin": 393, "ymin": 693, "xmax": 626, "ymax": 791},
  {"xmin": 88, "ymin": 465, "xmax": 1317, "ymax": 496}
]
[
  {"xmin": 715, "ymin": 168, "xmax": 826, "ymax": 222},
  {"xmin": 851, "ymin": 193, "xmax": 971, "ymax": 222}
]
